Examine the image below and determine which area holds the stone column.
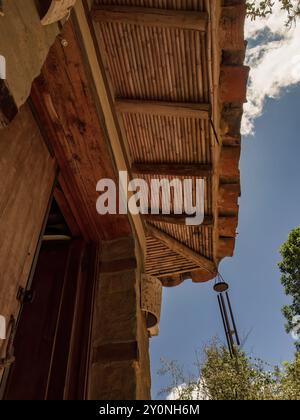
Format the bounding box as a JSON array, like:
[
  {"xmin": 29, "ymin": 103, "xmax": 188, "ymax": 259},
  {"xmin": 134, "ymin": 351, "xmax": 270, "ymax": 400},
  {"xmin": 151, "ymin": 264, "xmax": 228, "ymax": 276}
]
[{"xmin": 88, "ymin": 236, "xmax": 151, "ymax": 400}]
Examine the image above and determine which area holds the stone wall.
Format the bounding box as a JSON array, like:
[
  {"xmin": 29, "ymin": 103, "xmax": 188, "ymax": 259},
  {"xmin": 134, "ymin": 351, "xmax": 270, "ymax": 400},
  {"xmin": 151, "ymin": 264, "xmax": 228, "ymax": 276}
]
[{"xmin": 88, "ymin": 237, "xmax": 151, "ymax": 400}]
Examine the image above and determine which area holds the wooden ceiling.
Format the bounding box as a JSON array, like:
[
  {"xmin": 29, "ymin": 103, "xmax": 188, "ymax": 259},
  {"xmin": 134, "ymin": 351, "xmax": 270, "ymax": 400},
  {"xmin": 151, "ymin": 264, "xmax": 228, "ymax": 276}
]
[
  {"xmin": 29, "ymin": 0, "xmax": 248, "ymax": 284},
  {"xmin": 88, "ymin": 0, "xmax": 248, "ymax": 283}
]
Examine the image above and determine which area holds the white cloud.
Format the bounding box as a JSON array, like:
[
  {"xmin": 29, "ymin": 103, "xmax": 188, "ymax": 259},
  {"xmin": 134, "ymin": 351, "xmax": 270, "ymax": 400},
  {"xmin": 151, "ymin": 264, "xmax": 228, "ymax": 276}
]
[
  {"xmin": 242, "ymin": 3, "xmax": 300, "ymax": 135},
  {"xmin": 166, "ymin": 381, "xmax": 209, "ymax": 400}
]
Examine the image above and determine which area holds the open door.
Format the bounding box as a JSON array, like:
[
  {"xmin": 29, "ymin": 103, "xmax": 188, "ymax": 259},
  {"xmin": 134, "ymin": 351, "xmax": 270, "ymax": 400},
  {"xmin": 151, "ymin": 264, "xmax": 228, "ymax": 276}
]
[{"xmin": 3, "ymin": 198, "xmax": 97, "ymax": 400}]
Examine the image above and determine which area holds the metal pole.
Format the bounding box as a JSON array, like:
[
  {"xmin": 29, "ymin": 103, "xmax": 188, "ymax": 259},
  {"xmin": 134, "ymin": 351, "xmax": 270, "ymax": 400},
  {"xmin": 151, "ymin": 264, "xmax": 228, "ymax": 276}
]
[
  {"xmin": 226, "ymin": 292, "xmax": 241, "ymax": 346},
  {"xmin": 220, "ymin": 293, "xmax": 235, "ymax": 353},
  {"xmin": 218, "ymin": 295, "xmax": 233, "ymax": 358}
]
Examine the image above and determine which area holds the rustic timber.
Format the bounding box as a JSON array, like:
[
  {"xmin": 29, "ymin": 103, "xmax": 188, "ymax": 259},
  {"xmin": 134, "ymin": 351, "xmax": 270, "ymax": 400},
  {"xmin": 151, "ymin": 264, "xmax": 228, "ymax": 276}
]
[
  {"xmin": 147, "ymin": 224, "xmax": 216, "ymax": 274},
  {"xmin": 144, "ymin": 213, "xmax": 214, "ymax": 226},
  {"xmin": 217, "ymin": 237, "xmax": 236, "ymax": 259},
  {"xmin": 220, "ymin": 65, "xmax": 250, "ymax": 103},
  {"xmin": 31, "ymin": 22, "xmax": 133, "ymax": 242},
  {"xmin": 91, "ymin": 5, "xmax": 208, "ymax": 32},
  {"xmin": 74, "ymin": 2, "xmax": 146, "ymax": 252},
  {"xmin": 218, "ymin": 183, "xmax": 240, "ymax": 215},
  {"xmin": 145, "ymin": 236, "xmax": 199, "ymax": 278},
  {"xmin": 115, "ymin": 100, "xmax": 210, "ymax": 120},
  {"xmin": 220, "ymin": 146, "xmax": 241, "ymax": 183},
  {"xmin": 132, "ymin": 163, "xmax": 213, "ymax": 177},
  {"xmin": 0, "ymin": 0, "xmax": 249, "ymax": 402},
  {"xmin": 90, "ymin": 1, "xmax": 217, "ymax": 279},
  {"xmin": 0, "ymin": 0, "xmax": 59, "ymax": 125},
  {"xmin": 3, "ymin": 240, "xmax": 97, "ymax": 400},
  {"xmin": 220, "ymin": 4, "xmax": 247, "ymax": 51},
  {"xmin": 0, "ymin": 104, "xmax": 56, "ymax": 375},
  {"xmin": 218, "ymin": 216, "xmax": 238, "ymax": 238},
  {"xmin": 83, "ymin": 0, "xmax": 247, "ymax": 283}
]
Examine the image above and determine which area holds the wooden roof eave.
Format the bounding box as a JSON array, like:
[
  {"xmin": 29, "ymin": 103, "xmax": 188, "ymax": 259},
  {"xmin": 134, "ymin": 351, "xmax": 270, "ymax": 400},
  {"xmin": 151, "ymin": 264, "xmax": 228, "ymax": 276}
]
[{"xmin": 74, "ymin": 0, "xmax": 248, "ymax": 284}]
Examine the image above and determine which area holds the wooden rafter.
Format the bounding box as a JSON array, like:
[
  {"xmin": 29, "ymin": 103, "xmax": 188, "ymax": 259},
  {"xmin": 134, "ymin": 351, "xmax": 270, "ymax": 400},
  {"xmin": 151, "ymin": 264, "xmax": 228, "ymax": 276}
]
[
  {"xmin": 144, "ymin": 213, "xmax": 214, "ymax": 226},
  {"xmin": 149, "ymin": 266, "xmax": 201, "ymax": 279},
  {"xmin": 147, "ymin": 224, "xmax": 216, "ymax": 274},
  {"xmin": 218, "ymin": 215, "xmax": 238, "ymax": 237},
  {"xmin": 91, "ymin": 6, "xmax": 208, "ymax": 32},
  {"xmin": 115, "ymin": 100, "xmax": 210, "ymax": 120},
  {"xmin": 132, "ymin": 163, "xmax": 213, "ymax": 177}
]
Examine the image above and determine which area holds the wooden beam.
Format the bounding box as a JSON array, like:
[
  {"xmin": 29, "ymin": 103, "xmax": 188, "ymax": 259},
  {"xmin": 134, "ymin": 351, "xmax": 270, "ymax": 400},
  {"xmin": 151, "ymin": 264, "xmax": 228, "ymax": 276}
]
[
  {"xmin": 150, "ymin": 267, "xmax": 201, "ymax": 281},
  {"xmin": 218, "ymin": 183, "xmax": 240, "ymax": 215},
  {"xmin": 74, "ymin": 1, "xmax": 147, "ymax": 253},
  {"xmin": 219, "ymin": 146, "xmax": 241, "ymax": 182},
  {"xmin": 217, "ymin": 237, "xmax": 235, "ymax": 259},
  {"xmin": 91, "ymin": 6, "xmax": 208, "ymax": 32},
  {"xmin": 132, "ymin": 163, "xmax": 213, "ymax": 177},
  {"xmin": 218, "ymin": 215, "xmax": 238, "ymax": 237},
  {"xmin": 144, "ymin": 213, "xmax": 214, "ymax": 226},
  {"xmin": 115, "ymin": 100, "xmax": 210, "ymax": 120},
  {"xmin": 147, "ymin": 224, "xmax": 216, "ymax": 274}
]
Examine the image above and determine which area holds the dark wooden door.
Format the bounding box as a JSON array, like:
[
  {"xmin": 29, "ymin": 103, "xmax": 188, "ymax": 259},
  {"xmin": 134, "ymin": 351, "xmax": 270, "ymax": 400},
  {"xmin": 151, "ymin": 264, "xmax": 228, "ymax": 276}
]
[{"xmin": 3, "ymin": 240, "xmax": 87, "ymax": 400}]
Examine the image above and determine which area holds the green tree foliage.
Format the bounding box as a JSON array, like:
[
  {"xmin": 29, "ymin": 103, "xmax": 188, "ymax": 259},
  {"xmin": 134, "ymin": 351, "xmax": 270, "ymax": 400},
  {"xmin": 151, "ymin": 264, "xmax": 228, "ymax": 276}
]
[
  {"xmin": 278, "ymin": 227, "xmax": 300, "ymax": 350},
  {"xmin": 246, "ymin": 0, "xmax": 300, "ymax": 25},
  {"xmin": 280, "ymin": 352, "xmax": 300, "ymax": 399},
  {"xmin": 200, "ymin": 345, "xmax": 277, "ymax": 400},
  {"xmin": 159, "ymin": 342, "xmax": 300, "ymax": 400}
]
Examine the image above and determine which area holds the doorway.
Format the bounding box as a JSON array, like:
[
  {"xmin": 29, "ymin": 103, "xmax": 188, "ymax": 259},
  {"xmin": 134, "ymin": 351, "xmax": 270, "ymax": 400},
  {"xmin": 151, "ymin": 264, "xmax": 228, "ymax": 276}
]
[{"xmin": 3, "ymin": 196, "xmax": 96, "ymax": 400}]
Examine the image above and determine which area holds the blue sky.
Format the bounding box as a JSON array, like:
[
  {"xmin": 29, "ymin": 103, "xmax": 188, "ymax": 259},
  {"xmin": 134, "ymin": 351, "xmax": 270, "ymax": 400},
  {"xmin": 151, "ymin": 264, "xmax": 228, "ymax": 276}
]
[{"xmin": 150, "ymin": 84, "xmax": 300, "ymax": 399}]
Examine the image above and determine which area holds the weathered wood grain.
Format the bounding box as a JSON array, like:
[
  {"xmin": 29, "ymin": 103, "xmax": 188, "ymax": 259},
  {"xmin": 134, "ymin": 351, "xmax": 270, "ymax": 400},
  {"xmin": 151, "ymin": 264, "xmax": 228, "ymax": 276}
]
[
  {"xmin": 0, "ymin": 104, "xmax": 56, "ymax": 364},
  {"xmin": 147, "ymin": 224, "xmax": 216, "ymax": 274},
  {"xmin": 32, "ymin": 22, "xmax": 133, "ymax": 242},
  {"xmin": 115, "ymin": 99, "xmax": 210, "ymax": 120},
  {"xmin": 132, "ymin": 163, "xmax": 213, "ymax": 177},
  {"xmin": 91, "ymin": 6, "xmax": 208, "ymax": 31},
  {"xmin": 144, "ymin": 213, "xmax": 214, "ymax": 226}
]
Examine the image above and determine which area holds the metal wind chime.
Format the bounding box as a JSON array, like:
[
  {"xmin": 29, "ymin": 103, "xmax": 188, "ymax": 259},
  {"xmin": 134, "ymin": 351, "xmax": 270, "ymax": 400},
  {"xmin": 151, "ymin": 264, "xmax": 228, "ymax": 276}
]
[{"xmin": 213, "ymin": 273, "xmax": 240, "ymax": 358}]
